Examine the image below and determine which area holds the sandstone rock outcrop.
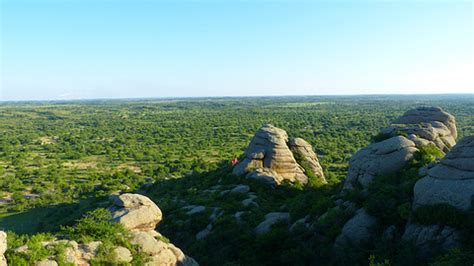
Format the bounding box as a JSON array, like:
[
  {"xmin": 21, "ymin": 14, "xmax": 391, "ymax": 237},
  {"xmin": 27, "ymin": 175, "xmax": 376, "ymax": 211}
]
[
  {"xmin": 334, "ymin": 208, "xmax": 377, "ymax": 247},
  {"xmin": 233, "ymin": 124, "xmax": 325, "ymax": 185},
  {"xmin": 380, "ymin": 107, "xmax": 457, "ymax": 152},
  {"xmin": 344, "ymin": 106, "xmax": 457, "ymax": 190},
  {"xmin": 3, "ymin": 194, "xmax": 198, "ymax": 266},
  {"xmin": 413, "ymin": 136, "xmax": 474, "ymax": 210},
  {"xmin": 344, "ymin": 136, "xmax": 418, "ymax": 189},
  {"xmin": 289, "ymin": 137, "xmax": 326, "ymax": 183},
  {"xmin": 255, "ymin": 212, "xmax": 290, "ymax": 235},
  {"xmin": 109, "ymin": 193, "xmax": 198, "ymax": 266},
  {"xmin": 402, "ymin": 223, "xmax": 460, "ymax": 259},
  {"xmin": 109, "ymin": 193, "xmax": 162, "ymax": 232}
]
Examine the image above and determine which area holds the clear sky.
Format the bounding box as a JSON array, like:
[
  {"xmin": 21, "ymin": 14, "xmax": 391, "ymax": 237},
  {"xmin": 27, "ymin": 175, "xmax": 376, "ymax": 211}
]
[{"xmin": 0, "ymin": 0, "xmax": 473, "ymax": 101}]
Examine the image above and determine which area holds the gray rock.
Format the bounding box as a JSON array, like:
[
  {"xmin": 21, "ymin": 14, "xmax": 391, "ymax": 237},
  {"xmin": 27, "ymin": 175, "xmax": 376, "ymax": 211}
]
[
  {"xmin": 344, "ymin": 136, "xmax": 418, "ymax": 189},
  {"xmin": 413, "ymin": 136, "xmax": 474, "ymax": 210},
  {"xmin": 402, "ymin": 223, "xmax": 460, "ymax": 259},
  {"xmin": 233, "ymin": 124, "xmax": 324, "ymax": 185},
  {"xmin": 335, "ymin": 208, "xmax": 377, "ymax": 246},
  {"xmin": 109, "ymin": 193, "xmax": 162, "ymax": 231},
  {"xmin": 230, "ymin": 184, "xmax": 250, "ymax": 193},
  {"xmin": 381, "ymin": 106, "xmax": 457, "ymax": 152},
  {"xmin": 196, "ymin": 224, "xmax": 213, "ymax": 240},
  {"xmin": 183, "ymin": 205, "xmax": 206, "ymax": 215},
  {"xmin": 255, "ymin": 212, "xmax": 290, "ymax": 235}
]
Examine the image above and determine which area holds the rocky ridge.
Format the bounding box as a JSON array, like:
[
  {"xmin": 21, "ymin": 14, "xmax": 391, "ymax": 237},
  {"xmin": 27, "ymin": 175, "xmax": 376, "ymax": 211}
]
[
  {"xmin": 232, "ymin": 124, "xmax": 325, "ymax": 186},
  {"xmin": 1, "ymin": 194, "xmax": 197, "ymax": 266}
]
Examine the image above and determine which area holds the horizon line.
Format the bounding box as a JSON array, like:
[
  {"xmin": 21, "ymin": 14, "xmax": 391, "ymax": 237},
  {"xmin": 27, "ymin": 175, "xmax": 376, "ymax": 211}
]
[{"xmin": 1, "ymin": 92, "xmax": 474, "ymax": 104}]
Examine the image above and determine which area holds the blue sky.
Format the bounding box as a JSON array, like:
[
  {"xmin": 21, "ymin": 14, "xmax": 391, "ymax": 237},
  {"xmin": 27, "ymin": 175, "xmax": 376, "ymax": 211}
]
[{"xmin": 0, "ymin": 0, "xmax": 473, "ymax": 101}]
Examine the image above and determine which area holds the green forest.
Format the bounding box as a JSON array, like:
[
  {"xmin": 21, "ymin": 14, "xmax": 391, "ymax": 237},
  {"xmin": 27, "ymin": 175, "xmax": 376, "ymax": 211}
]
[{"xmin": 0, "ymin": 95, "xmax": 473, "ymax": 265}]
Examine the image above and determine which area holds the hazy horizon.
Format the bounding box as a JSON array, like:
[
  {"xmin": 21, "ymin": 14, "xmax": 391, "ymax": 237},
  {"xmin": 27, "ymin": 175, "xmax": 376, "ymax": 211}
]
[{"xmin": 1, "ymin": 0, "xmax": 473, "ymax": 101}]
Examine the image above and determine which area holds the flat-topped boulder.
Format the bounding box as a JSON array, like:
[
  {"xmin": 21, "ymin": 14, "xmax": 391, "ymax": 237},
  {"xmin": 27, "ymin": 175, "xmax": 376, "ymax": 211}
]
[
  {"xmin": 344, "ymin": 136, "xmax": 418, "ymax": 189},
  {"xmin": 413, "ymin": 136, "xmax": 474, "ymax": 210},
  {"xmin": 381, "ymin": 107, "xmax": 457, "ymax": 152},
  {"xmin": 109, "ymin": 193, "xmax": 162, "ymax": 231},
  {"xmin": 233, "ymin": 124, "xmax": 324, "ymax": 186}
]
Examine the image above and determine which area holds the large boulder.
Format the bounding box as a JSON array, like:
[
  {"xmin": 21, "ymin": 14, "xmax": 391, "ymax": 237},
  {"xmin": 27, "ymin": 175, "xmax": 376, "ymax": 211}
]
[
  {"xmin": 381, "ymin": 107, "xmax": 457, "ymax": 152},
  {"xmin": 402, "ymin": 223, "xmax": 460, "ymax": 259},
  {"xmin": 254, "ymin": 212, "xmax": 290, "ymax": 235},
  {"xmin": 233, "ymin": 124, "xmax": 324, "ymax": 186},
  {"xmin": 109, "ymin": 193, "xmax": 162, "ymax": 231},
  {"xmin": 344, "ymin": 136, "xmax": 418, "ymax": 189},
  {"xmin": 413, "ymin": 136, "xmax": 474, "ymax": 210},
  {"xmin": 335, "ymin": 208, "xmax": 377, "ymax": 247}
]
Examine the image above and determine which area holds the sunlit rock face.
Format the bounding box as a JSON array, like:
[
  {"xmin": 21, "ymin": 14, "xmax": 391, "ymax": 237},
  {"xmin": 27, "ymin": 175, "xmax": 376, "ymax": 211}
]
[
  {"xmin": 288, "ymin": 137, "xmax": 326, "ymax": 184},
  {"xmin": 344, "ymin": 136, "xmax": 418, "ymax": 190},
  {"xmin": 381, "ymin": 106, "xmax": 457, "ymax": 152},
  {"xmin": 233, "ymin": 124, "xmax": 325, "ymax": 186},
  {"xmin": 344, "ymin": 106, "xmax": 457, "ymax": 190},
  {"xmin": 413, "ymin": 136, "xmax": 474, "ymax": 211}
]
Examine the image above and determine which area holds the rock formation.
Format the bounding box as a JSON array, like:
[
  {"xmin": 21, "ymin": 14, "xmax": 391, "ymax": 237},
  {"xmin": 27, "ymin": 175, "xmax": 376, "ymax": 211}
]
[
  {"xmin": 413, "ymin": 136, "xmax": 474, "ymax": 210},
  {"xmin": 3, "ymin": 194, "xmax": 198, "ymax": 266},
  {"xmin": 334, "ymin": 208, "xmax": 377, "ymax": 247},
  {"xmin": 380, "ymin": 106, "xmax": 457, "ymax": 152},
  {"xmin": 233, "ymin": 124, "xmax": 325, "ymax": 185},
  {"xmin": 288, "ymin": 138, "xmax": 326, "ymax": 183},
  {"xmin": 345, "ymin": 106, "xmax": 457, "ymax": 190},
  {"xmin": 109, "ymin": 193, "xmax": 163, "ymax": 232},
  {"xmin": 109, "ymin": 193, "xmax": 199, "ymax": 266},
  {"xmin": 402, "ymin": 223, "xmax": 460, "ymax": 259},
  {"xmin": 344, "ymin": 136, "xmax": 418, "ymax": 189}
]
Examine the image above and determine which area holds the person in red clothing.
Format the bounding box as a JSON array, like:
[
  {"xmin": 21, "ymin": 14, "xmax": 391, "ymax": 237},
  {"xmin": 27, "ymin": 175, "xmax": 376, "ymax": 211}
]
[{"xmin": 231, "ymin": 158, "xmax": 239, "ymax": 166}]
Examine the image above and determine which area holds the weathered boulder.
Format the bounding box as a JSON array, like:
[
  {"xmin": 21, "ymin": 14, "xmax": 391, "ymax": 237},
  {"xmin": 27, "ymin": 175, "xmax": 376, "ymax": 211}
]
[
  {"xmin": 344, "ymin": 136, "xmax": 418, "ymax": 189},
  {"xmin": 113, "ymin": 246, "xmax": 133, "ymax": 263},
  {"xmin": 381, "ymin": 107, "xmax": 457, "ymax": 152},
  {"xmin": 255, "ymin": 212, "xmax": 290, "ymax": 235},
  {"xmin": 413, "ymin": 136, "xmax": 474, "ymax": 210},
  {"xmin": 289, "ymin": 137, "xmax": 326, "ymax": 183},
  {"xmin": 109, "ymin": 193, "xmax": 162, "ymax": 231},
  {"xmin": 36, "ymin": 260, "xmax": 58, "ymax": 266},
  {"xmin": 128, "ymin": 230, "xmax": 198, "ymax": 266},
  {"xmin": 0, "ymin": 231, "xmax": 6, "ymax": 266},
  {"xmin": 335, "ymin": 208, "xmax": 377, "ymax": 247},
  {"xmin": 402, "ymin": 223, "xmax": 460, "ymax": 259},
  {"xmin": 233, "ymin": 124, "xmax": 324, "ymax": 186}
]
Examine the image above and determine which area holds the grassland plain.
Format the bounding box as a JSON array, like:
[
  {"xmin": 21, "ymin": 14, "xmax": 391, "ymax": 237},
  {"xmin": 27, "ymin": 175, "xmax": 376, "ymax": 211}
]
[{"xmin": 0, "ymin": 95, "xmax": 473, "ymax": 264}]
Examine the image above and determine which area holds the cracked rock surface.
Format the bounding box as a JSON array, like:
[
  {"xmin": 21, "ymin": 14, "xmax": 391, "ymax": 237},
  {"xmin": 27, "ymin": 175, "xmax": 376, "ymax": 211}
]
[
  {"xmin": 233, "ymin": 124, "xmax": 324, "ymax": 186},
  {"xmin": 344, "ymin": 136, "xmax": 418, "ymax": 189},
  {"xmin": 413, "ymin": 136, "xmax": 474, "ymax": 210}
]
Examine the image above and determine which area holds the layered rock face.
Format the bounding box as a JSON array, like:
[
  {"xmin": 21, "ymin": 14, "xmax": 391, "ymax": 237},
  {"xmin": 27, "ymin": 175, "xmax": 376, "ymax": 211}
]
[
  {"xmin": 109, "ymin": 193, "xmax": 198, "ymax": 266},
  {"xmin": 3, "ymin": 194, "xmax": 197, "ymax": 266},
  {"xmin": 381, "ymin": 107, "xmax": 457, "ymax": 152},
  {"xmin": 288, "ymin": 138, "xmax": 326, "ymax": 183},
  {"xmin": 345, "ymin": 106, "xmax": 457, "ymax": 190},
  {"xmin": 413, "ymin": 136, "xmax": 474, "ymax": 210},
  {"xmin": 344, "ymin": 136, "xmax": 418, "ymax": 189},
  {"xmin": 402, "ymin": 223, "xmax": 460, "ymax": 259},
  {"xmin": 233, "ymin": 124, "xmax": 325, "ymax": 185}
]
